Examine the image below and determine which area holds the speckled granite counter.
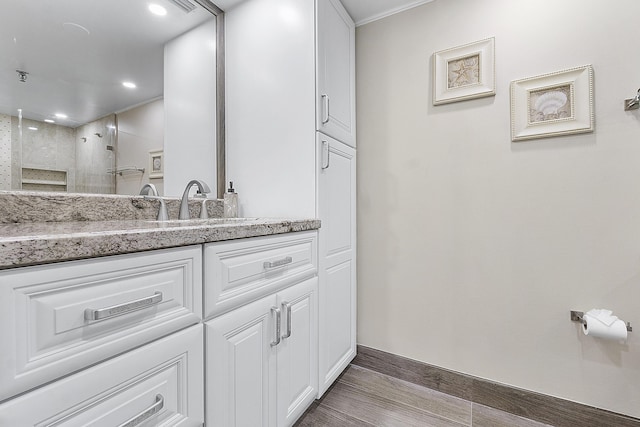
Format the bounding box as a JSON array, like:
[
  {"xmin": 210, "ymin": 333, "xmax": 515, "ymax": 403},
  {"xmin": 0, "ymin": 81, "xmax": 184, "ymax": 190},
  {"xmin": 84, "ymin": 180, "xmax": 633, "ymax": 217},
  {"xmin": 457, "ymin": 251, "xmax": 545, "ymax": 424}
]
[
  {"xmin": 0, "ymin": 191, "xmax": 320, "ymax": 269},
  {"xmin": 0, "ymin": 218, "xmax": 320, "ymax": 269}
]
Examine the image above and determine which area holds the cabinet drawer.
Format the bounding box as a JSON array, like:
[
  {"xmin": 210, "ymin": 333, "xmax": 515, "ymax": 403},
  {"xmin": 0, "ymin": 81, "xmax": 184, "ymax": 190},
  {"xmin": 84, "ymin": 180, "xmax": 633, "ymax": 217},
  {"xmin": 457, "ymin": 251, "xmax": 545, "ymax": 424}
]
[
  {"xmin": 0, "ymin": 246, "xmax": 202, "ymax": 401},
  {"xmin": 204, "ymin": 231, "xmax": 317, "ymax": 319},
  {"xmin": 0, "ymin": 324, "xmax": 204, "ymax": 426}
]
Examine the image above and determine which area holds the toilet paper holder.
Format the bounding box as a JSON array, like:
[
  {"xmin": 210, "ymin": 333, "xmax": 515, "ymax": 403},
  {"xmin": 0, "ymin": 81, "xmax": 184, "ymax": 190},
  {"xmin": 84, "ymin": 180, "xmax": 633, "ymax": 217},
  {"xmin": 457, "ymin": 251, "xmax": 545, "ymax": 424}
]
[{"xmin": 570, "ymin": 310, "xmax": 633, "ymax": 332}]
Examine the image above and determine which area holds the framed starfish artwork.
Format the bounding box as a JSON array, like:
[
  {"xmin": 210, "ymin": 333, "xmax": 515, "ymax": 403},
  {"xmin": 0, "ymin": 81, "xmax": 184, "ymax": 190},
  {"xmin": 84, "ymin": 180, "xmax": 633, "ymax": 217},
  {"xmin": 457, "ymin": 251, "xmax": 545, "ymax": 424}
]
[{"xmin": 432, "ymin": 37, "xmax": 495, "ymax": 105}]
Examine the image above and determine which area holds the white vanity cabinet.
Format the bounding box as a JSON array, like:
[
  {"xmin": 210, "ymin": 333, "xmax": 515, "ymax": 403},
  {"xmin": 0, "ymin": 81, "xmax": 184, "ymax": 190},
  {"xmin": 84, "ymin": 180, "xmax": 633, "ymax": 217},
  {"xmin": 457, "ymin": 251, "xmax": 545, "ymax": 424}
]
[
  {"xmin": 316, "ymin": 0, "xmax": 356, "ymax": 148},
  {"xmin": 206, "ymin": 278, "xmax": 317, "ymax": 427},
  {"xmin": 0, "ymin": 246, "xmax": 203, "ymax": 402},
  {"xmin": 0, "ymin": 324, "xmax": 204, "ymax": 426},
  {"xmin": 203, "ymin": 232, "xmax": 318, "ymax": 427}
]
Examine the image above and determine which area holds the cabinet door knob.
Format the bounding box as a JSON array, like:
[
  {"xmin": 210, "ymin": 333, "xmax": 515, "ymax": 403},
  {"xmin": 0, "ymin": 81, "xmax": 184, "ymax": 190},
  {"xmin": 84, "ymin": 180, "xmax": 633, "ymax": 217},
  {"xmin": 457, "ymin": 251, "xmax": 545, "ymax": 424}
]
[
  {"xmin": 281, "ymin": 301, "xmax": 292, "ymax": 339},
  {"xmin": 321, "ymin": 94, "xmax": 330, "ymax": 124},
  {"xmin": 270, "ymin": 307, "xmax": 282, "ymax": 347}
]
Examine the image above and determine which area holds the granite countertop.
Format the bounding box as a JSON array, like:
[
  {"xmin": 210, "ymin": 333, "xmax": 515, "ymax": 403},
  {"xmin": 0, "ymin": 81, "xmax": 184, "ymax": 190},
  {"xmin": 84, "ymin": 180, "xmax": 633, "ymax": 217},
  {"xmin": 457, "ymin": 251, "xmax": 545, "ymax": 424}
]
[{"xmin": 0, "ymin": 218, "xmax": 321, "ymax": 269}]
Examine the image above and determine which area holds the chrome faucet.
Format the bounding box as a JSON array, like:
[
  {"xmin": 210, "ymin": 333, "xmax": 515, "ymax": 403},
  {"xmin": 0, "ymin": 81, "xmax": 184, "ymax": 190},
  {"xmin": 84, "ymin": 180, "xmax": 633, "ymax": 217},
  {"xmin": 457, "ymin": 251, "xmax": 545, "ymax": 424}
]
[
  {"xmin": 139, "ymin": 183, "xmax": 169, "ymax": 221},
  {"xmin": 139, "ymin": 183, "xmax": 159, "ymax": 196},
  {"xmin": 179, "ymin": 179, "xmax": 211, "ymax": 220}
]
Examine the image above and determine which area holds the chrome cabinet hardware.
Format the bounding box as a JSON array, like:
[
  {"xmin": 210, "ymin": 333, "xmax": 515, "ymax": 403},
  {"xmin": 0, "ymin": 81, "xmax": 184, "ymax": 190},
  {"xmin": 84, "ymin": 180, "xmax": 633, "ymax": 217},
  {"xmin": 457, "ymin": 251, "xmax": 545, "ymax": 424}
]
[
  {"xmin": 118, "ymin": 394, "xmax": 164, "ymax": 427},
  {"xmin": 85, "ymin": 291, "xmax": 163, "ymax": 321},
  {"xmin": 281, "ymin": 301, "xmax": 292, "ymax": 339},
  {"xmin": 263, "ymin": 256, "xmax": 293, "ymax": 269},
  {"xmin": 321, "ymin": 94, "xmax": 330, "ymax": 124},
  {"xmin": 321, "ymin": 141, "xmax": 330, "ymax": 170},
  {"xmin": 270, "ymin": 307, "xmax": 282, "ymax": 347}
]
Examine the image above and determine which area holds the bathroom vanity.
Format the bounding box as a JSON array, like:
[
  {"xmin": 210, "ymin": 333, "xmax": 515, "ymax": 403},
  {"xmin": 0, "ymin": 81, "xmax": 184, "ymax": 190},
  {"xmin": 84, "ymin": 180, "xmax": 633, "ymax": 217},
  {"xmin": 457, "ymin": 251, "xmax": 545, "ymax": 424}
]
[
  {"xmin": 0, "ymin": 193, "xmax": 320, "ymax": 426},
  {"xmin": 0, "ymin": 0, "xmax": 356, "ymax": 422}
]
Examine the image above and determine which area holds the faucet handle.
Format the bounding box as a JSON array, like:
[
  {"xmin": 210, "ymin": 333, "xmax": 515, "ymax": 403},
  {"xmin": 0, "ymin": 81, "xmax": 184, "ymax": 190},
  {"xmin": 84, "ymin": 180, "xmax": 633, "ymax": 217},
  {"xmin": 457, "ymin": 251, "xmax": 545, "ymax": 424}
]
[
  {"xmin": 200, "ymin": 198, "xmax": 209, "ymax": 219},
  {"xmin": 144, "ymin": 196, "xmax": 170, "ymax": 221}
]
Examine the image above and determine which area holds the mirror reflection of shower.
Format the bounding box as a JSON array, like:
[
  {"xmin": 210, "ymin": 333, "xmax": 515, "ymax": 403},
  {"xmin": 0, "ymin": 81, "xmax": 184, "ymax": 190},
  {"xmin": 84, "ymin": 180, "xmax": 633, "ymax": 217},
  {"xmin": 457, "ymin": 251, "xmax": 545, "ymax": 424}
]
[{"xmin": 9, "ymin": 113, "xmax": 118, "ymax": 193}]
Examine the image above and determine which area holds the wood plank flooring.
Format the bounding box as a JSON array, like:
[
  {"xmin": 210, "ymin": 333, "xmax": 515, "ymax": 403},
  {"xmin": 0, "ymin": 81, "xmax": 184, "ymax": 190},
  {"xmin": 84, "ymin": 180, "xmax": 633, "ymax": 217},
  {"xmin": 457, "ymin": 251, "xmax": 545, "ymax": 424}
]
[{"xmin": 295, "ymin": 365, "xmax": 552, "ymax": 427}]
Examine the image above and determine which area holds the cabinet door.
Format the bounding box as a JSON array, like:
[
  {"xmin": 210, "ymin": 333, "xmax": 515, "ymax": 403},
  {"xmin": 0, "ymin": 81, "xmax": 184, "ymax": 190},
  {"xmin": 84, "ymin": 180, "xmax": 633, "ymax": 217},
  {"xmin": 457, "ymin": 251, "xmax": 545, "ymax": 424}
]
[
  {"xmin": 276, "ymin": 277, "xmax": 318, "ymax": 426},
  {"xmin": 317, "ymin": 133, "xmax": 357, "ymax": 396},
  {"xmin": 316, "ymin": 0, "xmax": 356, "ymax": 147},
  {"xmin": 206, "ymin": 295, "xmax": 278, "ymax": 427}
]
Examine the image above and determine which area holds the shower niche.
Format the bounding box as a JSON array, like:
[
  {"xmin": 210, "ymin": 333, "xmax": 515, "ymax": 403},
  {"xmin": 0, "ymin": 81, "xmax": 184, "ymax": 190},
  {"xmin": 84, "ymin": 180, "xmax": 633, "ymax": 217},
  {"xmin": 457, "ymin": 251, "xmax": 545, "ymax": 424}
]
[{"xmin": 21, "ymin": 168, "xmax": 68, "ymax": 192}]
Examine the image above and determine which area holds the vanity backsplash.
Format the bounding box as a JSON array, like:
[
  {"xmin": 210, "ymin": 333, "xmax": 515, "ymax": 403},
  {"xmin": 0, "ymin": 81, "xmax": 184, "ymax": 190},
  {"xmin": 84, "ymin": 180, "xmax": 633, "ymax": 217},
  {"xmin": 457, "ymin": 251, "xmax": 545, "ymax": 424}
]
[{"xmin": 0, "ymin": 191, "xmax": 223, "ymax": 223}]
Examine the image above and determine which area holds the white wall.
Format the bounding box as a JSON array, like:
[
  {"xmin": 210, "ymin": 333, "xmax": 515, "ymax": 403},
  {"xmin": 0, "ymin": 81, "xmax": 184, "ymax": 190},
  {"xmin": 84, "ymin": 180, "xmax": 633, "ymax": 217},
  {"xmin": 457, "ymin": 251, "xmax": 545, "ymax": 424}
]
[
  {"xmin": 164, "ymin": 19, "xmax": 217, "ymax": 198},
  {"xmin": 357, "ymin": 0, "xmax": 640, "ymax": 417},
  {"xmin": 116, "ymin": 99, "xmax": 164, "ymax": 195}
]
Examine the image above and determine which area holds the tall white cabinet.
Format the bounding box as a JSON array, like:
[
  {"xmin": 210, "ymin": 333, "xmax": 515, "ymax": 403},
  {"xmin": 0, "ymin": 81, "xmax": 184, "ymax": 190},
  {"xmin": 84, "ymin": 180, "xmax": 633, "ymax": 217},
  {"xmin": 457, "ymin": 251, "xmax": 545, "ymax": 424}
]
[
  {"xmin": 226, "ymin": 0, "xmax": 356, "ymax": 400},
  {"xmin": 316, "ymin": 0, "xmax": 356, "ymax": 148},
  {"xmin": 317, "ymin": 133, "xmax": 356, "ymax": 395}
]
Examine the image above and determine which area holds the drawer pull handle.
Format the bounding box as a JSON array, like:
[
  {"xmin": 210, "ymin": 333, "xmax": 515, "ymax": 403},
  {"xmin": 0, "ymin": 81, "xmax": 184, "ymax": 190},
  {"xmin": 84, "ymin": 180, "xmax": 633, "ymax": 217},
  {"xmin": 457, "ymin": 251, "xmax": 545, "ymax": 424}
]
[
  {"xmin": 263, "ymin": 256, "xmax": 293, "ymax": 270},
  {"xmin": 118, "ymin": 394, "xmax": 164, "ymax": 427},
  {"xmin": 270, "ymin": 307, "xmax": 281, "ymax": 347},
  {"xmin": 85, "ymin": 291, "xmax": 163, "ymax": 321},
  {"xmin": 282, "ymin": 301, "xmax": 292, "ymax": 339}
]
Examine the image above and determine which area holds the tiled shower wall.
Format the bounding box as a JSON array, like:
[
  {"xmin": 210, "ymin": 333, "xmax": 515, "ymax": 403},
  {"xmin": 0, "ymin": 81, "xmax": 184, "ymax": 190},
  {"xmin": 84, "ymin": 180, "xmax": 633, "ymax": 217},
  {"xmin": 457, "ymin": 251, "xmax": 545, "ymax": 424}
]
[
  {"xmin": 0, "ymin": 114, "xmax": 10, "ymax": 190},
  {"xmin": 18, "ymin": 117, "xmax": 77, "ymax": 192},
  {"xmin": 5, "ymin": 115, "xmax": 116, "ymax": 193},
  {"xmin": 75, "ymin": 115, "xmax": 116, "ymax": 194}
]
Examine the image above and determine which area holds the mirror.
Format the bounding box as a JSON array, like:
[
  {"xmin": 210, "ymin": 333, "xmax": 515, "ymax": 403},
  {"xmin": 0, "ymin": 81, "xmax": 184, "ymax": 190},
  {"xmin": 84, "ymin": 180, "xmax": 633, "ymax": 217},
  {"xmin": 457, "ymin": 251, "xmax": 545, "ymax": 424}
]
[{"xmin": 0, "ymin": 0, "xmax": 225, "ymax": 197}]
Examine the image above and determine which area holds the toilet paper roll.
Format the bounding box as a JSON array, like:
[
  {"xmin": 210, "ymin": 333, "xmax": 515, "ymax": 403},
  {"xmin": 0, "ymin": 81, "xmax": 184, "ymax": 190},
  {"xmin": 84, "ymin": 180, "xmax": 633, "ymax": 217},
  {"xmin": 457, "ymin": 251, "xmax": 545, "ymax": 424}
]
[{"xmin": 582, "ymin": 313, "xmax": 628, "ymax": 342}]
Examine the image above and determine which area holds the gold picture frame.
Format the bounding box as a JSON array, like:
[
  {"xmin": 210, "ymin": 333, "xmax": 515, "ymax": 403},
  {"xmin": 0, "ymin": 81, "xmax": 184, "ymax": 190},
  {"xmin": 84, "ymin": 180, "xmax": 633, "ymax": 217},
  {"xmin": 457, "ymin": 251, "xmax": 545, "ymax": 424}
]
[
  {"xmin": 433, "ymin": 37, "xmax": 496, "ymax": 105},
  {"xmin": 510, "ymin": 65, "xmax": 594, "ymax": 142}
]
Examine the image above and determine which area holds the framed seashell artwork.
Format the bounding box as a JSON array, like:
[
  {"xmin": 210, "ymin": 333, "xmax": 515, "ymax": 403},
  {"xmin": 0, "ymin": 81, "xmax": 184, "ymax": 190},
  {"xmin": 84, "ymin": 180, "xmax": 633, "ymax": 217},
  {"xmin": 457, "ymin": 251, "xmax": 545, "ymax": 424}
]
[
  {"xmin": 148, "ymin": 149, "xmax": 164, "ymax": 179},
  {"xmin": 432, "ymin": 37, "xmax": 496, "ymax": 105},
  {"xmin": 510, "ymin": 65, "xmax": 594, "ymax": 141}
]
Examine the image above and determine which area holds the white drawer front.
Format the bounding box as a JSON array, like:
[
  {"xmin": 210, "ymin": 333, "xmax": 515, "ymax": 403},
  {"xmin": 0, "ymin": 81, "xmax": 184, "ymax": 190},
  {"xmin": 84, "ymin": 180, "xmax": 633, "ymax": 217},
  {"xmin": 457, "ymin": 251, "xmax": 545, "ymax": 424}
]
[
  {"xmin": 0, "ymin": 246, "xmax": 202, "ymax": 401},
  {"xmin": 204, "ymin": 231, "xmax": 317, "ymax": 319},
  {"xmin": 0, "ymin": 324, "xmax": 204, "ymax": 426}
]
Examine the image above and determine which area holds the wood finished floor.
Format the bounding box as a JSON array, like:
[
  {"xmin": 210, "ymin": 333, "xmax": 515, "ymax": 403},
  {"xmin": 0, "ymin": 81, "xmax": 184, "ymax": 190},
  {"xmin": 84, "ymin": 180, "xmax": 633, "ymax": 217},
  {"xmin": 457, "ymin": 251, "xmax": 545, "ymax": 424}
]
[{"xmin": 295, "ymin": 365, "xmax": 553, "ymax": 427}]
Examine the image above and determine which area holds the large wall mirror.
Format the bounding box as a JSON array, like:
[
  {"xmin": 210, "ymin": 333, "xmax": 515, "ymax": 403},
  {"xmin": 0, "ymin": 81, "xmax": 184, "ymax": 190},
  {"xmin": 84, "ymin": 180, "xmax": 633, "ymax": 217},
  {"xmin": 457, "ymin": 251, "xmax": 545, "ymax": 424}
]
[{"xmin": 0, "ymin": 0, "xmax": 225, "ymax": 198}]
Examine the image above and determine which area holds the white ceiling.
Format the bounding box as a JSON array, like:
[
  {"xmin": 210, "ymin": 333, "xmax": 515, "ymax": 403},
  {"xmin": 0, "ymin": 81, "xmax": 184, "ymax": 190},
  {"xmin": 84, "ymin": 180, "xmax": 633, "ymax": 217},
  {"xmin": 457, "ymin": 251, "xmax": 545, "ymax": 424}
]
[
  {"xmin": 1, "ymin": 0, "xmax": 213, "ymax": 127},
  {"xmin": 214, "ymin": 0, "xmax": 432, "ymax": 26},
  {"xmin": 1, "ymin": 0, "xmax": 429, "ymax": 128},
  {"xmin": 341, "ymin": 0, "xmax": 433, "ymax": 26}
]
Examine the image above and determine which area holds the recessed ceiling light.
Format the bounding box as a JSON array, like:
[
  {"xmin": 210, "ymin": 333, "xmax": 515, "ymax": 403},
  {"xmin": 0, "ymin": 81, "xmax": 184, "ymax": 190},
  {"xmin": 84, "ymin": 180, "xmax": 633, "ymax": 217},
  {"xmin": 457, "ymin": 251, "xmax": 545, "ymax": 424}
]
[
  {"xmin": 44, "ymin": 119, "xmax": 55, "ymax": 123},
  {"xmin": 122, "ymin": 81, "xmax": 137, "ymax": 89},
  {"xmin": 148, "ymin": 4, "xmax": 167, "ymax": 16},
  {"xmin": 28, "ymin": 126, "xmax": 38, "ymax": 131},
  {"xmin": 55, "ymin": 113, "xmax": 67, "ymax": 119}
]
